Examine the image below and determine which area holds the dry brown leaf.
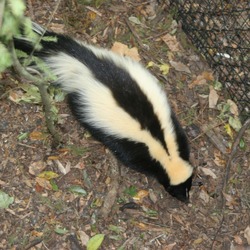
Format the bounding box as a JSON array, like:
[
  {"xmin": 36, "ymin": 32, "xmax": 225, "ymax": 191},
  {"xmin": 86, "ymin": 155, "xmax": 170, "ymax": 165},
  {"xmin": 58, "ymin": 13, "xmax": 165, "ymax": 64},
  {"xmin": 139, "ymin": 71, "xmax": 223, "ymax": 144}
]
[
  {"xmin": 199, "ymin": 189, "xmax": 210, "ymax": 203},
  {"xmin": 78, "ymin": 231, "xmax": 90, "ymax": 246},
  {"xmin": 29, "ymin": 131, "xmax": 47, "ymax": 140},
  {"xmin": 35, "ymin": 177, "xmax": 52, "ymax": 190},
  {"xmin": 133, "ymin": 190, "xmax": 149, "ymax": 202},
  {"xmin": 161, "ymin": 34, "xmax": 181, "ymax": 52},
  {"xmin": 133, "ymin": 222, "xmax": 170, "ymax": 232},
  {"xmin": 227, "ymin": 99, "xmax": 239, "ymax": 116},
  {"xmin": 209, "ymin": 88, "xmax": 219, "ymax": 108},
  {"xmin": 193, "ymin": 238, "xmax": 203, "ymax": 244},
  {"xmin": 55, "ymin": 160, "xmax": 71, "ymax": 175},
  {"xmin": 169, "ymin": 60, "xmax": 191, "ymax": 74},
  {"xmin": 223, "ymin": 192, "xmax": 238, "ymax": 208},
  {"xmin": 214, "ymin": 151, "xmax": 226, "ymax": 167},
  {"xmin": 199, "ymin": 167, "xmax": 217, "ymax": 179},
  {"xmin": 189, "ymin": 71, "xmax": 214, "ymax": 88},
  {"xmin": 244, "ymin": 226, "xmax": 250, "ymax": 245},
  {"xmin": 31, "ymin": 230, "xmax": 43, "ymax": 237},
  {"xmin": 233, "ymin": 235, "xmax": 243, "ymax": 245},
  {"xmin": 172, "ymin": 214, "xmax": 185, "ymax": 225},
  {"xmin": 28, "ymin": 161, "xmax": 47, "ymax": 176},
  {"xmin": 163, "ymin": 242, "xmax": 176, "ymax": 250},
  {"xmin": 111, "ymin": 42, "xmax": 141, "ymax": 61}
]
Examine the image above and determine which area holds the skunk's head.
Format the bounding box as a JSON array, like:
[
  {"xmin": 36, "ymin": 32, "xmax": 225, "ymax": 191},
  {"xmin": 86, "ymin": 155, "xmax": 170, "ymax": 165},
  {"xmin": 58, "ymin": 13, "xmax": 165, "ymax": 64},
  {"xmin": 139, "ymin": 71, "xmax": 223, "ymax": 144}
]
[
  {"xmin": 167, "ymin": 175, "xmax": 193, "ymax": 202},
  {"xmin": 156, "ymin": 157, "xmax": 193, "ymax": 202}
]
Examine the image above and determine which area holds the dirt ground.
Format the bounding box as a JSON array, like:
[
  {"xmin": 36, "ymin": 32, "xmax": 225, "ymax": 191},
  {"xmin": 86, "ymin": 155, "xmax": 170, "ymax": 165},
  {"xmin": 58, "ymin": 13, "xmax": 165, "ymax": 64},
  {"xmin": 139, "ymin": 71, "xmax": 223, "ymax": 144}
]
[{"xmin": 0, "ymin": 0, "xmax": 249, "ymax": 249}]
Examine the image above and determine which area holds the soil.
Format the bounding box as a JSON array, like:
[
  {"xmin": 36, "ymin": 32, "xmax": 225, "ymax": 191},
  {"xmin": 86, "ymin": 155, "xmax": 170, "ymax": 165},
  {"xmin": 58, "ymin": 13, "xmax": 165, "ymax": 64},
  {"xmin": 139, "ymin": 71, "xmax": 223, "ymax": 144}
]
[{"xmin": 0, "ymin": 0, "xmax": 249, "ymax": 249}]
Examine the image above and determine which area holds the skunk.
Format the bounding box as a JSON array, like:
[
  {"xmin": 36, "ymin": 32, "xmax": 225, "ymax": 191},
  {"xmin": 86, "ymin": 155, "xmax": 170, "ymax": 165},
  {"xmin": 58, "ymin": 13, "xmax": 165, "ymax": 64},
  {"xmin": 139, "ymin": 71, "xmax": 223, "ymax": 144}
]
[{"xmin": 14, "ymin": 23, "xmax": 193, "ymax": 202}]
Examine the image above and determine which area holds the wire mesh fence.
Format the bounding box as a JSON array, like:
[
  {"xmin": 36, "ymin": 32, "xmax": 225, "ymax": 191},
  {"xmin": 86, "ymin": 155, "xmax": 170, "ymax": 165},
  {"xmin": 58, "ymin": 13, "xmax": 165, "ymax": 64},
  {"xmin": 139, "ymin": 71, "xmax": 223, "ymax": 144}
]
[{"xmin": 171, "ymin": 0, "xmax": 250, "ymax": 119}]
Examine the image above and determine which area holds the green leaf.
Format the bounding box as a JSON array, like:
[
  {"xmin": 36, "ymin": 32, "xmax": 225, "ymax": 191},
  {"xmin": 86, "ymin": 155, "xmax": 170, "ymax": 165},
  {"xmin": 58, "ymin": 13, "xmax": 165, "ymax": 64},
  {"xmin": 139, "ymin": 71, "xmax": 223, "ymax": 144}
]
[
  {"xmin": 124, "ymin": 186, "xmax": 137, "ymax": 197},
  {"xmin": 0, "ymin": 191, "xmax": 14, "ymax": 209},
  {"xmin": 17, "ymin": 132, "xmax": 29, "ymax": 141},
  {"xmin": 68, "ymin": 186, "xmax": 87, "ymax": 196},
  {"xmin": 213, "ymin": 81, "xmax": 222, "ymax": 91},
  {"xmin": 19, "ymin": 84, "xmax": 41, "ymax": 103},
  {"xmin": 50, "ymin": 179, "xmax": 59, "ymax": 191},
  {"xmin": 0, "ymin": 43, "xmax": 13, "ymax": 72},
  {"xmin": 228, "ymin": 116, "xmax": 242, "ymax": 132},
  {"xmin": 147, "ymin": 61, "xmax": 154, "ymax": 68},
  {"xmin": 38, "ymin": 171, "xmax": 59, "ymax": 180},
  {"xmin": 9, "ymin": 0, "xmax": 26, "ymax": 17},
  {"xmin": 87, "ymin": 234, "xmax": 105, "ymax": 250},
  {"xmin": 239, "ymin": 139, "xmax": 245, "ymax": 149},
  {"xmin": 0, "ymin": 9, "xmax": 19, "ymax": 40},
  {"xmin": 54, "ymin": 226, "xmax": 68, "ymax": 235},
  {"xmin": 159, "ymin": 63, "xmax": 170, "ymax": 75}
]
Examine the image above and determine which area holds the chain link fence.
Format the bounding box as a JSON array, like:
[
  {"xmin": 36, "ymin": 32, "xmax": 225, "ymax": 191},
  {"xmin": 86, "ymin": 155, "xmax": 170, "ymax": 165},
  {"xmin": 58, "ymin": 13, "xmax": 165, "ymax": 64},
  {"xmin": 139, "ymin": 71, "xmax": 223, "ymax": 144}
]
[{"xmin": 171, "ymin": 0, "xmax": 250, "ymax": 119}]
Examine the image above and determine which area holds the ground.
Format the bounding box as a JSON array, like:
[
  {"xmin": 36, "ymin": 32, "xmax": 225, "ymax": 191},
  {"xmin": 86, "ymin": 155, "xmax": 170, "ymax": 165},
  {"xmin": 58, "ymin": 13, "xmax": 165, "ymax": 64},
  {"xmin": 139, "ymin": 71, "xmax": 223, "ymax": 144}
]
[{"xmin": 0, "ymin": 0, "xmax": 250, "ymax": 249}]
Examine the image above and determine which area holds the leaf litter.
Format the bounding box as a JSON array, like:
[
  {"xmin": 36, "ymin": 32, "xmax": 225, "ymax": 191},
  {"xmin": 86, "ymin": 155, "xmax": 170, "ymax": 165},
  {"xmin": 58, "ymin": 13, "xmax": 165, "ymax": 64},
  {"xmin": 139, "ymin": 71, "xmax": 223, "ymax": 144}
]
[{"xmin": 0, "ymin": 0, "xmax": 249, "ymax": 249}]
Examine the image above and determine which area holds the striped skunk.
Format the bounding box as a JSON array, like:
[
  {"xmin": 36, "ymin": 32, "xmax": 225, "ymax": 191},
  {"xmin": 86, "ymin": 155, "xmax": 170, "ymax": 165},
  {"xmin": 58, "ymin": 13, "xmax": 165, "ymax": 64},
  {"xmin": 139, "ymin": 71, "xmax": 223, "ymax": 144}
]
[{"xmin": 14, "ymin": 23, "xmax": 193, "ymax": 202}]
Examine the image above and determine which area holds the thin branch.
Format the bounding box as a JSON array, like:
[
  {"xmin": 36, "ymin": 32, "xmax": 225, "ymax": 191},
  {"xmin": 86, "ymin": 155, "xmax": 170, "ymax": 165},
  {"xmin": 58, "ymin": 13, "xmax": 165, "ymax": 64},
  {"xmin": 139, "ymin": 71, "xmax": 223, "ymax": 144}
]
[
  {"xmin": 25, "ymin": 0, "xmax": 62, "ymax": 66},
  {"xmin": 10, "ymin": 39, "xmax": 61, "ymax": 145},
  {"xmin": 222, "ymin": 118, "xmax": 250, "ymax": 196},
  {"xmin": 211, "ymin": 118, "xmax": 250, "ymax": 249}
]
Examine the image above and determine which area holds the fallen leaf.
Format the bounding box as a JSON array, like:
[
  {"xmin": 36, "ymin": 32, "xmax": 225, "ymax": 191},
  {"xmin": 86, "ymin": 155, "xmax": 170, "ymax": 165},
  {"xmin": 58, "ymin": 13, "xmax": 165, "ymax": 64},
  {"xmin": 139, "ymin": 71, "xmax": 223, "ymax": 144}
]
[
  {"xmin": 29, "ymin": 131, "xmax": 48, "ymax": 140},
  {"xmin": 161, "ymin": 34, "xmax": 181, "ymax": 52},
  {"xmin": 223, "ymin": 192, "xmax": 237, "ymax": 208},
  {"xmin": 227, "ymin": 99, "xmax": 239, "ymax": 116},
  {"xmin": 78, "ymin": 231, "xmax": 90, "ymax": 247},
  {"xmin": 199, "ymin": 189, "xmax": 210, "ymax": 203},
  {"xmin": 199, "ymin": 167, "xmax": 217, "ymax": 179},
  {"xmin": 147, "ymin": 61, "xmax": 155, "ymax": 68},
  {"xmin": 244, "ymin": 226, "xmax": 250, "ymax": 245},
  {"xmin": 169, "ymin": 60, "xmax": 191, "ymax": 74},
  {"xmin": 163, "ymin": 242, "xmax": 176, "ymax": 250},
  {"xmin": 129, "ymin": 16, "xmax": 142, "ymax": 25},
  {"xmin": 209, "ymin": 88, "xmax": 219, "ymax": 108},
  {"xmin": 229, "ymin": 116, "xmax": 242, "ymax": 132},
  {"xmin": 214, "ymin": 151, "xmax": 226, "ymax": 167},
  {"xmin": 189, "ymin": 71, "xmax": 214, "ymax": 88},
  {"xmin": 87, "ymin": 234, "xmax": 105, "ymax": 250},
  {"xmin": 0, "ymin": 191, "xmax": 14, "ymax": 209},
  {"xmin": 35, "ymin": 177, "xmax": 52, "ymax": 190},
  {"xmin": 193, "ymin": 238, "xmax": 203, "ymax": 244},
  {"xmin": 159, "ymin": 63, "xmax": 170, "ymax": 75},
  {"xmin": 224, "ymin": 123, "xmax": 234, "ymax": 138},
  {"xmin": 133, "ymin": 190, "xmax": 149, "ymax": 202},
  {"xmin": 38, "ymin": 171, "xmax": 59, "ymax": 180},
  {"xmin": 233, "ymin": 235, "xmax": 243, "ymax": 245},
  {"xmin": 172, "ymin": 214, "xmax": 185, "ymax": 225},
  {"xmin": 68, "ymin": 186, "xmax": 87, "ymax": 196},
  {"xmin": 29, "ymin": 161, "xmax": 47, "ymax": 176},
  {"xmin": 55, "ymin": 160, "xmax": 71, "ymax": 175},
  {"xmin": 54, "ymin": 226, "xmax": 68, "ymax": 235},
  {"xmin": 31, "ymin": 230, "xmax": 43, "ymax": 237},
  {"xmin": 111, "ymin": 42, "xmax": 140, "ymax": 61}
]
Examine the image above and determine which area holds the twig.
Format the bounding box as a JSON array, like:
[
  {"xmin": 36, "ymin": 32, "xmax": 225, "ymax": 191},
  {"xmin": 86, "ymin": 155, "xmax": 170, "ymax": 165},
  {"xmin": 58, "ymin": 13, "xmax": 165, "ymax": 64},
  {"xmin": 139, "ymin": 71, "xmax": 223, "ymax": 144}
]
[
  {"xmin": 210, "ymin": 118, "xmax": 250, "ymax": 249},
  {"xmin": 17, "ymin": 142, "xmax": 37, "ymax": 149},
  {"xmin": 222, "ymin": 118, "xmax": 250, "ymax": 198},
  {"xmin": 24, "ymin": 238, "xmax": 43, "ymax": 250},
  {"xmin": 25, "ymin": 0, "xmax": 62, "ymax": 67},
  {"xmin": 10, "ymin": 39, "xmax": 61, "ymax": 145},
  {"xmin": 124, "ymin": 18, "xmax": 146, "ymax": 50}
]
